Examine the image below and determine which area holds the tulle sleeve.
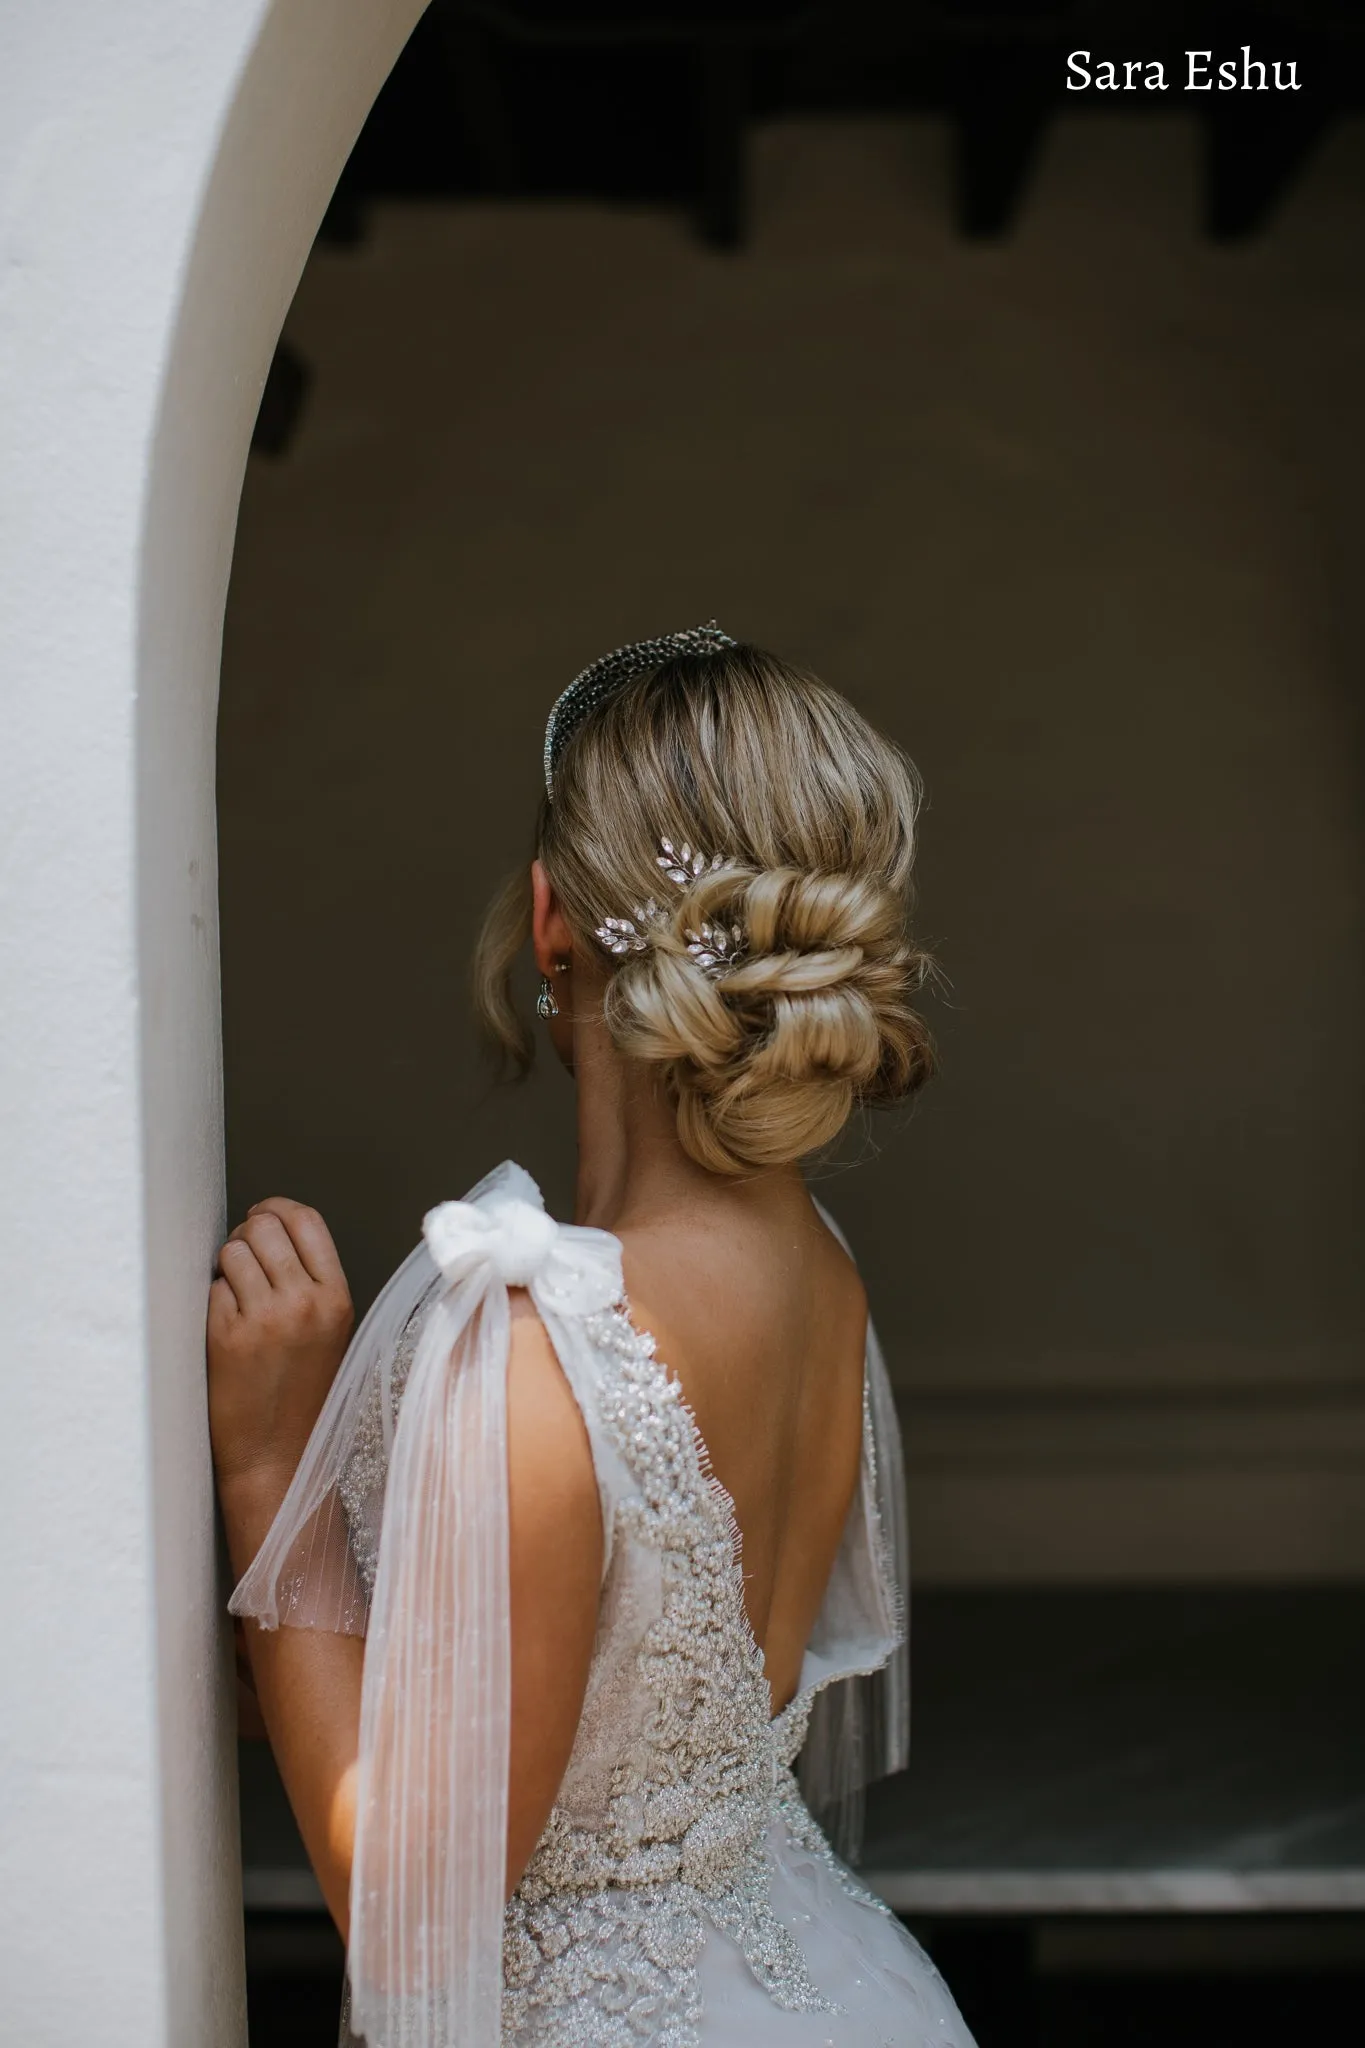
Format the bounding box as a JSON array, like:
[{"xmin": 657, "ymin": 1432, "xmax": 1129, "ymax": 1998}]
[
  {"xmin": 230, "ymin": 1242, "xmax": 441, "ymax": 1638},
  {"xmin": 228, "ymin": 1161, "xmax": 622, "ymax": 2048},
  {"xmin": 798, "ymin": 1203, "xmax": 911, "ymax": 1861}
]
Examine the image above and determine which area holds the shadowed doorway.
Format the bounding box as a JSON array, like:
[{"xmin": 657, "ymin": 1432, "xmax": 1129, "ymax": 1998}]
[{"xmin": 218, "ymin": 20, "xmax": 1365, "ymax": 2041}]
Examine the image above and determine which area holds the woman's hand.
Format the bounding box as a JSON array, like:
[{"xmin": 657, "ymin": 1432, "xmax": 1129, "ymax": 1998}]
[
  {"xmin": 208, "ymin": 1198, "xmax": 363, "ymax": 1936},
  {"xmin": 207, "ymin": 1197, "xmax": 354, "ymax": 1498}
]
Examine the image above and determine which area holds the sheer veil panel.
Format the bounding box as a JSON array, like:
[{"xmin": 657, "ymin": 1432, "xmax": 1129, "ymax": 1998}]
[
  {"xmin": 796, "ymin": 1204, "xmax": 910, "ymax": 1861},
  {"xmin": 230, "ymin": 1237, "xmax": 438, "ymax": 1638},
  {"xmin": 231, "ymin": 1163, "xmax": 625, "ymax": 2048}
]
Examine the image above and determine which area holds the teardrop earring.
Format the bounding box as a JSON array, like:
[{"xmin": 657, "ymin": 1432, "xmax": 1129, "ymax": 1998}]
[{"xmin": 536, "ymin": 965, "xmax": 567, "ymax": 1020}]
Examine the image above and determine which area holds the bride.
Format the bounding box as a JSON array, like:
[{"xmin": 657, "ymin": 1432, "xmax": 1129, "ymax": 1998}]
[{"xmin": 210, "ymin": 627, "xmax": 977, "ymax": 2048}]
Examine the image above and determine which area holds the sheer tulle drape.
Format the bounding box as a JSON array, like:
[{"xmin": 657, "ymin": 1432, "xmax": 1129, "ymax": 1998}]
[
  {"xmin": 799, "ymin": 1214, "xmax": 910, "ymax": 1862},
  {"xmin": 347, "ymin": 1278, "xmax": 511, "ymax": 2048},
  {"xmin": 231, "ymin": 1244, "xmax": 513, "ymax": 2048},
  {"xmin": 230, "ymin": 1163, "xmax": 625, "ymax": 2048},
  {"xmin": 229, "ymin": 1239, "xmax": 439, "ymax": 1637}
]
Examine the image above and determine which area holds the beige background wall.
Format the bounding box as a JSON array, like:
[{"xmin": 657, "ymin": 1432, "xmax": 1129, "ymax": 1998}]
[{"xmin": 219, "ymin": 118, "xmax": 1365, "ymax": 1583}]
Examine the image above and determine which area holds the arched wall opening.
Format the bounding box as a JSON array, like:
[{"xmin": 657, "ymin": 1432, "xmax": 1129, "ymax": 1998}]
[
  {"xmin": 2, "ymin": 6, "xmax": 425, "ymax": 2041},
  {"xmin": 215, "ymin": 90, "xmax": 1365, "ymax": 1998}
]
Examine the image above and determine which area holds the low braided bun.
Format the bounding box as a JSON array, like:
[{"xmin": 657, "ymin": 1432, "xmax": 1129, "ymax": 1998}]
[
  {"xmin": 603, "ymin": 865, "xmax": 932, "ymax": 1173},
  {"xmin": 477, "ymin": 642, "xmax": 937, "ymax": 1175}
]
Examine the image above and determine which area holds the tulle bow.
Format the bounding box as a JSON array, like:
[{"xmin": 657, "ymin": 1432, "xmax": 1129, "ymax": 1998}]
[
  {"xmin": 425, "ymin": 1190, "xmax": 560, "ymax": 1287},
  {"xmin": 422, "ymin": 1163, "xmax": 623, "ymax": 1313}
]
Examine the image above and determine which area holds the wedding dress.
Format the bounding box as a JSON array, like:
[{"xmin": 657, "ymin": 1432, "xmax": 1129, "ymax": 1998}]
[{"xmin": 231, "ymin": 1162, "xmax": 976, "ymax": 2048}]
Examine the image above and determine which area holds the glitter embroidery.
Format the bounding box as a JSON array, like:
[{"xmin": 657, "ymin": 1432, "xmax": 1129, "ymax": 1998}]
[
  {"xmin": 503, "ymin": 1301, "xmax": 836, "ymax": 2044},
  {"xmin": 337, "ymin": 1285, "xmax": 893, "ymax": 2046}
]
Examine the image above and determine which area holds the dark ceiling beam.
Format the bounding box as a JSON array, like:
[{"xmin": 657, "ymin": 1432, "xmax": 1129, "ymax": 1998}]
[{"xmin": 1202, "ymin": 98, "xmax": 1333, "ymax": 240}]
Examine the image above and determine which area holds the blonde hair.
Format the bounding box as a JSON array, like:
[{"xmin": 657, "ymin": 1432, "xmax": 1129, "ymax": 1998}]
[{"xmin": 475, "ymin": 642, "xmax": 935, "ymax": 1174}]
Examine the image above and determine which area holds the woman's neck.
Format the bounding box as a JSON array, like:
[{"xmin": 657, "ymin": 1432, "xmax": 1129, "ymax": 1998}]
[{"xmin": 568, "ymin": 996, "xmax": 808, "ymax": 1237}]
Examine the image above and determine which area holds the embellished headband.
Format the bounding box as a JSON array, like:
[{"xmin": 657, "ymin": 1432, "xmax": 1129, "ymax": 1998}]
[{"xmin": 542, "ymin": 622, "xmax": 738, "ymax": 799}]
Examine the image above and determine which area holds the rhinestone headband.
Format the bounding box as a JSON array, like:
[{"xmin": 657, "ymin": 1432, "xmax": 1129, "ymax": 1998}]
[{"xmin": 543, "ymin": 622, "xmax": 738, "ymax": 799}]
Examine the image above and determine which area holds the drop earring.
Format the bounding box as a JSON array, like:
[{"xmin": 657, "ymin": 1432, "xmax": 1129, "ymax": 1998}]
[{"xmin": 536, "ymin": 964, "xmax": 566, "ymax": 1020}]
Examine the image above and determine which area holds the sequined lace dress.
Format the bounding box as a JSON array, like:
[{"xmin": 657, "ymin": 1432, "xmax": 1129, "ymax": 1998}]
[{"xmin": 334, "ymin": 1196, "xmax": 977, "ymax": 2048}]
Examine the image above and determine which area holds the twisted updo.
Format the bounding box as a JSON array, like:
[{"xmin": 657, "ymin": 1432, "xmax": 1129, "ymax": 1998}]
[{"xmin": 475, "ymin": 641, "xmax": 936, "ymax": 1175}]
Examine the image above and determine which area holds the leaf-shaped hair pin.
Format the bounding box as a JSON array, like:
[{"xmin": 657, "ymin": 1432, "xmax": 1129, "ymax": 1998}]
[
  {"xmin": 686, "ymin": 920, "xmax": 746, "ymax": 973},
  {"xmin": 594, "ymin": 840, "xmax": 745, "ymax": 978},
  {"xmin": 656, "ymin": 838, "xmax": 732, "ymax": 888}
]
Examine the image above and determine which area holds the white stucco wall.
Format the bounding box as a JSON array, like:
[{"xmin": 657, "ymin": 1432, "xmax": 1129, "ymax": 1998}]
[{"xmin": 0, "ymin": 4, "xmax": 425, "ymax": 2039}]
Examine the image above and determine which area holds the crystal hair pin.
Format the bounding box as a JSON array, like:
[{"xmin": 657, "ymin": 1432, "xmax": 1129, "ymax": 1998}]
[{"xmin": 595, "ymin": 839, "xmax": 746, "ymax": 980}]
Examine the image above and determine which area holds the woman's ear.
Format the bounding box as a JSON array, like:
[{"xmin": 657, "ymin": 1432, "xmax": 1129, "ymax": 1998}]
[{"xmin": 530, "ymin": 860, "xmax": 576, "ymax": 977}]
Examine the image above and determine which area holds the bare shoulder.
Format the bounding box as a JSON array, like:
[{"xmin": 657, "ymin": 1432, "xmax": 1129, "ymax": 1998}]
[{"xmin": 614, "ymin": 1197, "xmax": 868, "ymax": 1396}]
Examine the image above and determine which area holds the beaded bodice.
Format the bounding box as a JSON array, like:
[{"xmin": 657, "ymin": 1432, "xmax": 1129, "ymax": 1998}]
[
  {"xmin": 502, "ymin": 1302, "xmax": 851, "ymax": 2046},
  {"xmin": 338, "ymin": 1250, "xmax": 899, "ymax": 2048}
]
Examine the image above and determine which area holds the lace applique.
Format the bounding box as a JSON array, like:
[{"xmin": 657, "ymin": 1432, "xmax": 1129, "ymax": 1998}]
[
  {"xmin": 504, "ymin": 1301, "xmax": 837, "ymax": 2043},
  {"xmin": 503, "ymin": 1886, "xmax": 704, "ymax": 2047},
  {"xmin": 773, "ymin": 1768, "xmax": 895, "ymax": 1921}
]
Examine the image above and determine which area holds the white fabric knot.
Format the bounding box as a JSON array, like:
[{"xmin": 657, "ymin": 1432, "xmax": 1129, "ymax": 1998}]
[
  {"xmin": 423, "ymin": 1191, "xmax": 560, "ymax": 1288},
  {"xmin": 420, "ymin": 1161, "xmax": 624, "ymax": 1314}
]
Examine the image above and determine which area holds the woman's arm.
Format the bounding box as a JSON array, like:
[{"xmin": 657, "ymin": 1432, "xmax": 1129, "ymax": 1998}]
[
  {"xmin": 222, "ymin": 1471, "xmax": 365, "ymax": 1931},
  {"xmin": 208, "ymin": 1198, "xmax": 362, "ymax": 1932},
  {"xmin": 208, "ymin": 1202, "xmax": 602, "ymax": 1938}
]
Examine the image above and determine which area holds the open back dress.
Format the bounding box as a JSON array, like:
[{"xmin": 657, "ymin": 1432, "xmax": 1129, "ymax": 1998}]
[{"xmin": 231, "ymin": 1162, "xmax": 976, "ymax": 2048}]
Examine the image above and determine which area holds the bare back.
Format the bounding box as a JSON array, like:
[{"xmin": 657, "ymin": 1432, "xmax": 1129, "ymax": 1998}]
[{"xmin": 617, "ymin": 1191, "xmax": 868, "ymax": 1716}]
